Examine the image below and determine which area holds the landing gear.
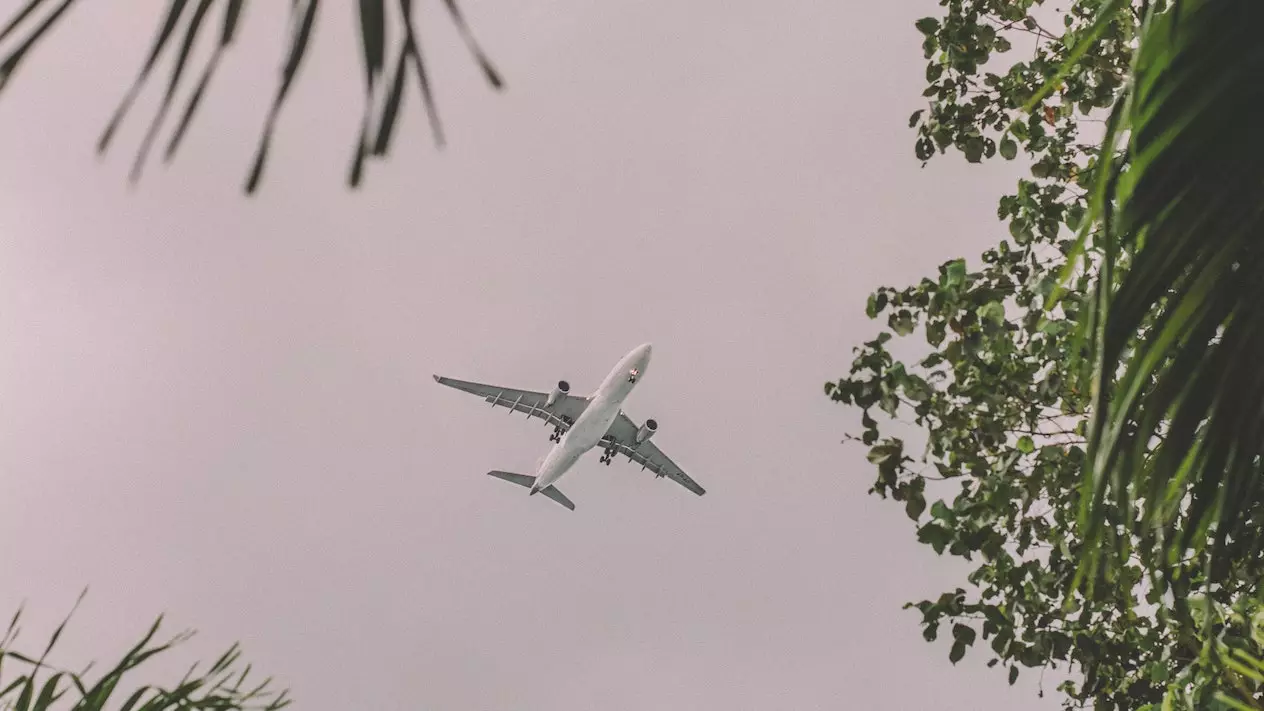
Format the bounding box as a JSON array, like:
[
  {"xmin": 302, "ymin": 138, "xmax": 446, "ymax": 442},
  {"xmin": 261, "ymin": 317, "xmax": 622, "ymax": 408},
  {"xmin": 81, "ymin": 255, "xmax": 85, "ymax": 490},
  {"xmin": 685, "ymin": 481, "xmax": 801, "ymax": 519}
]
[
  {"xmin": 548, "ymin": 416, "xmax": 574, "ymax": 443},
  {"xmin": 598, "ymin": 440, "xmax": 618, "ymax": 465}
]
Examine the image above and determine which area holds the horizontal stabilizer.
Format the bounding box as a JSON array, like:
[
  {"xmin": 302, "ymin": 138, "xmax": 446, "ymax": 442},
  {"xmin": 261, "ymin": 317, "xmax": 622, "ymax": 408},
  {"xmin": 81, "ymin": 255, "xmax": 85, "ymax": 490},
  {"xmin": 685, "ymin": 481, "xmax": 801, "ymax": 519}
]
[
  {"xmin": 538, "ymin": 485, "xmax": 575, "ymax": 511},
  {"xmin": 487, "ymin": 470, "xmax": 535, "ymax": 488},
  {"xmin": 486, "ymin": 471, "xmax": 575, "ymax": 511}
]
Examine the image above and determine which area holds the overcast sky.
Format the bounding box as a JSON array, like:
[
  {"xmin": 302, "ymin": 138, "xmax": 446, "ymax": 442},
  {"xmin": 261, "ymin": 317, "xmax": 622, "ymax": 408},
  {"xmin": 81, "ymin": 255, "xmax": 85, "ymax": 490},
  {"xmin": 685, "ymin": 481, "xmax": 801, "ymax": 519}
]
[{"xmin": 0, "ymin": 2, "xmax": 1065, "ymax": 709}]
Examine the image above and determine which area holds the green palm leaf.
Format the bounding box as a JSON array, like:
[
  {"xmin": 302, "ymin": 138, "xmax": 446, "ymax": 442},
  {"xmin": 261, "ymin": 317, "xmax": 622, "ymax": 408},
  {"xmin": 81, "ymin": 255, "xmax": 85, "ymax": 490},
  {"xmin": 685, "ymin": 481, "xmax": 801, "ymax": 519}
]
[
  {"xmin": 1059, "ymin": 0, "xmax": 1264, "ymax": 602},
  {"xmin": 0, "ymin": 596, "xmax": 289, "ymax": 711}
]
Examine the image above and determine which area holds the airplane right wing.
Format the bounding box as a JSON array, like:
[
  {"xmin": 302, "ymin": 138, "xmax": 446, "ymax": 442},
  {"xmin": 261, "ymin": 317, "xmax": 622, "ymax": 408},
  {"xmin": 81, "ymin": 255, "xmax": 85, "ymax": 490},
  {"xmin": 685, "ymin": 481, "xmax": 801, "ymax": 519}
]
[
  {"xmin": 433, "ymin": 375, "xmax": 590, "ymax": 433},
  {"xmin": 605, "ymin": 413, "xmax": 706, "ymax": 496}
]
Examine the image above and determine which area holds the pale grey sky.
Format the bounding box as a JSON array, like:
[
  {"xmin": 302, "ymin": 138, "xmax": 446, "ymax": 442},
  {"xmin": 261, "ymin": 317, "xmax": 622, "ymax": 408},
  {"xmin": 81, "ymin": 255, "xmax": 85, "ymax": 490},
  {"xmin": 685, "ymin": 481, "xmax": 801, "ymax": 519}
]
[{"xmin": 0, "ymin": 2, "xmax": 1063, "ymax": 709}]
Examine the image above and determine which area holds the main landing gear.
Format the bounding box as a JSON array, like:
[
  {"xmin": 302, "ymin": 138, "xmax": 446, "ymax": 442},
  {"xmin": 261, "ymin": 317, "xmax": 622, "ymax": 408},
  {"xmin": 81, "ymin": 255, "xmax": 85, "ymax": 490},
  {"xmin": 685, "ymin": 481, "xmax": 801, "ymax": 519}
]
[
  {"xmin": 598, "ymin": 441, "xmax": 619, "ymax": 465},
  {"xmin": 548, "ymin": 416, "xmax": 574, "ymax": 443}
]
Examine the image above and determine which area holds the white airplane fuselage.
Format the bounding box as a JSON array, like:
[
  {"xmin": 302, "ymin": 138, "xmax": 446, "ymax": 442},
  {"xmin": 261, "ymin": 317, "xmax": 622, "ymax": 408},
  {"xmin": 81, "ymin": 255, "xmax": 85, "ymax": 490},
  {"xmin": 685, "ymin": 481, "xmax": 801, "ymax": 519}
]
[{"xmin": 529, "ymin": 343, "xmax": 652, "ymax": 495}]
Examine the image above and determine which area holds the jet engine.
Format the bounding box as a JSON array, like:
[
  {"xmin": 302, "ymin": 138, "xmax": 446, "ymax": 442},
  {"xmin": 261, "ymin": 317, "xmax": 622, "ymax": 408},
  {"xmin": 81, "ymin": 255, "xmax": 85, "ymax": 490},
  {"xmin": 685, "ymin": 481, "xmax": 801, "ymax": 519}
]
[
  {"xmin": 635, "ymin": 418, "xmax": 658, "ymax": 444},
  {"xmin": 546, "ymin": 380, "xmax": 570, "ymax": 407}
]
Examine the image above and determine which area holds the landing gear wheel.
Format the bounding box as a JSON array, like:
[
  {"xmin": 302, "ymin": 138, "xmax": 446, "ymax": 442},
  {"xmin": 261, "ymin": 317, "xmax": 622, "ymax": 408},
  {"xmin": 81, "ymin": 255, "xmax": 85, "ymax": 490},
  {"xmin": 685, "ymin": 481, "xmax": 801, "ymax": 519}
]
[{"xmin": 599, "ymin": 443, "xmax": 618, "ymax": 466}]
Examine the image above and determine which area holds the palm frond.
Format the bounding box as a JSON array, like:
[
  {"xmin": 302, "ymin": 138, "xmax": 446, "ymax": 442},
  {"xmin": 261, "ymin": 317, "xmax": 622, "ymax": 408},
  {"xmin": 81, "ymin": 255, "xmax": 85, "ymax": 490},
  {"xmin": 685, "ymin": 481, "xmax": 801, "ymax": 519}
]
[
  {"xmin": 0, "ymin": 595, "xmax": 289, "ymax": 711},
  {"xmin": 1054, "ymin": 0, "xmax": 1264, "ymax": 600},
  {"xmin": 0, "ymin": 0, "xmax": 503, "ymax": 194}
]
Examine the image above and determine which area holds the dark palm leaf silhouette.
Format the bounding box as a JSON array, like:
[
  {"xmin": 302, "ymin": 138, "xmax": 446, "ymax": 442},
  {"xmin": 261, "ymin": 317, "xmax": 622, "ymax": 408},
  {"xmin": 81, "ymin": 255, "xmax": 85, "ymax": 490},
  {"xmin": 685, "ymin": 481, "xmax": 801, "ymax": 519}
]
[
  {"xmin": 0, "ymin": 0, "xmax": 503, "ymax": 194},
  {"xmin": 1037, "ymin": 0, "xmax": 1264, "ymax": 612}
]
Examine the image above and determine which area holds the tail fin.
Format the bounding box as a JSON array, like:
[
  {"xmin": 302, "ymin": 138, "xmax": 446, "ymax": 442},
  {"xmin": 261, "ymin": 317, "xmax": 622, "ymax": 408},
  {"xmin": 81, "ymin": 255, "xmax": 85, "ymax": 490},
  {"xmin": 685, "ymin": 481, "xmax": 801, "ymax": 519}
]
[{"xmin": 486, "ymin": 471, "xmax": 576, "ymax": 511}]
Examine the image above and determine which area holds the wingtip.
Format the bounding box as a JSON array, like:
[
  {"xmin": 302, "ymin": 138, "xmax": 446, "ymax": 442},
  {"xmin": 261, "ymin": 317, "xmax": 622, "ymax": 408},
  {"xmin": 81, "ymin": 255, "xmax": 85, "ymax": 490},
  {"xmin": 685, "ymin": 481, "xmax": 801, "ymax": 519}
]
[{"xmin": 432, "ymin": 374, "xmax": 442, "ymax": 382}]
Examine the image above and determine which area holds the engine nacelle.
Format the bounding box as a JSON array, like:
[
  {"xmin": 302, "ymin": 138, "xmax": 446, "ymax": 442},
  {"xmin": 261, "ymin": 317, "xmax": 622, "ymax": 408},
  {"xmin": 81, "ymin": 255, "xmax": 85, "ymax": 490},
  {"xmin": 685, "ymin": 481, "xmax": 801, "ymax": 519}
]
[
  {"xmin": 635, "ymin": 418, "xmax": 658, "ymax": 444},
  {"xmin": 546, "ymin": 380, "xmax": 570, "ymax": 407}
]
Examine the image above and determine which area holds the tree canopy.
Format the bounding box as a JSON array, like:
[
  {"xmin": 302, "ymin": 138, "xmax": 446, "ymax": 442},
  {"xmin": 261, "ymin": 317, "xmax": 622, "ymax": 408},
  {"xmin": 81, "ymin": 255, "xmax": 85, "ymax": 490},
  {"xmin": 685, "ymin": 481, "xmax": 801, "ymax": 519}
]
[
  {"xmin": 0, "ymin": 0, "xmax": 503, "ymax": 193},
  {"xmin": 827, "ymin": 1, "xmax": 1264, "ymax": 708}
]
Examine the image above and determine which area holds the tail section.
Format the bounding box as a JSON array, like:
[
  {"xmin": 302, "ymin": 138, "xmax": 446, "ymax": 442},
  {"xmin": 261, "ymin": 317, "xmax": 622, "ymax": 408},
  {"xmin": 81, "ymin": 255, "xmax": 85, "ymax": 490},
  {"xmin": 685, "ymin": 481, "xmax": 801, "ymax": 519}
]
[{"xmin": 487, "ymin": 471, "xmax": 576, "ymax": 511}]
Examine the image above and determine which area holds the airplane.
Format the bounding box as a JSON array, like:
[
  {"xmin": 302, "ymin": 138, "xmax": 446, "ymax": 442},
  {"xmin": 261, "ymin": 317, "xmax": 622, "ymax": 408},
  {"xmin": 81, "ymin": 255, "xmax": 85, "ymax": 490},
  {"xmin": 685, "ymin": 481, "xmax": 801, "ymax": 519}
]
[{"xmin": 433, "ymin": 342, "xmax": 705, "ymax": 511}]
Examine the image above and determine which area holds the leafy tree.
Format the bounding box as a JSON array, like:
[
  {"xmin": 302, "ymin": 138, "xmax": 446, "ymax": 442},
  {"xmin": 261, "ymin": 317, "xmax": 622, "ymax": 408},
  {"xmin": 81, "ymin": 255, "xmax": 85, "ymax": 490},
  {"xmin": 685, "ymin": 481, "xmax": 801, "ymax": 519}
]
[
  {"xmin": 0, "ymin": 0, "xmax": 503, "ymax": 193},
  {"xmin": 827, "ymin": 0, "xmax": 1264, "ymax": 708},
  {"xmin": 0, "ymin": 593, "xmax": 289, "ymax": 711}
]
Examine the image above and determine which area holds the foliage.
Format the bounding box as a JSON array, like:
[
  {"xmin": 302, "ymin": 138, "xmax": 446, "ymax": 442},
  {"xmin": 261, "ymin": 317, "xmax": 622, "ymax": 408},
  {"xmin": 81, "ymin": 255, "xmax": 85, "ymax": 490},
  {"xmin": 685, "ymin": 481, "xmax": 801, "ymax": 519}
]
[
  {"xmin": 0, "ymin": 593, "xmax": 289, "ymax": 711},
  {"xmin": 1060, "ymin": 0, "xmax": 1264, "ymax": 617},
  {"xmin": 0, "ymin": 0, "xmax": 503, "ymax": 193},
  {"xmin": 828, "ymin": 0, "xmax": 1264, "ymax": 708}
]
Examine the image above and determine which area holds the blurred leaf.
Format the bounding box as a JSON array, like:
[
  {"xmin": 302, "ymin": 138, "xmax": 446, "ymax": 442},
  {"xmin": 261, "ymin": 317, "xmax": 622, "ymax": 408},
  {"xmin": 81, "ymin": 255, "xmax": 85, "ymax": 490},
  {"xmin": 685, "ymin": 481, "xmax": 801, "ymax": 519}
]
[
  {"xmin": 97, "ymin": 0, "xmax": 191, "ymax": 155},
  {"xmin": 0, "ymin": 0, "xmax": 504, "ymax": 193},
  {"xmin": 165, "ymin": 0, "xmax": 247, "ymax": 162},
  {"xmin": 245, "ymin": 0, "xmax": 322, "ymax": 193},
  {"xmin": 128, "ymin": 0, "xmax": 216, "ymax": 183},
  {"xmin": 0, "ymin": 0, "xmax": 79, "ymax": 94}
]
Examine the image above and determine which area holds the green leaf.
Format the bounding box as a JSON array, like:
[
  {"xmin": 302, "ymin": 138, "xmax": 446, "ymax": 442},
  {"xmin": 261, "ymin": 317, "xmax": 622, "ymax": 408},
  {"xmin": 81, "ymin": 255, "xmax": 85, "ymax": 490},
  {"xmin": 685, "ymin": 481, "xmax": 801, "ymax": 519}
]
[
  {"xmin": 964, "ymin": 137, "xmax": 985, "ymax": 163},
  {"xmin": 1065, "ymin": 203, "xmax": 1085, "ymax": 230},
  {"xmin": 999, "ymin": 137, "xmax": 1017, "ymax": 160},
  {"xmin": 866, "ymin": 443, "xmax": 897, "ymax": 466},
  {"xmin": 905, "ymin": 489, "xmax": 927, "ymax": 520},
  {"xmin": 891, "ymin": 311, "xmax": 916, "ymax": 336},
  {"xmin": 943, "ymin": 258, "xmax": 967, "ymax": 288},
  {"xmin": 1016, "ymin": 436, "xmax": 1034, "ymax": 454},
  {"xmin": 949, "ymin": 639, "xmax": 966, "ymax": 664},
  {"xmin": 929, "ymin": 500, "xmax": 956, "ymax": 525},
  {"xmin": 915, "ymin": 17, "xmax": 940, "ymax": 35},
  {"xmin": 917, "ymin": 523, "xmax": 952, "ymax": 555},
  {"xmin": 977, "ymin": 302, "xmax": 1005, "ymax": 325},
  {"xmin": 923, "ymin": 622, "xmax": 940, "ymax": 642},
  {"xmin": 866, "ymin": 291, "xmax": 888, "ymax": 318},
  {"xmin": 952, "ymin": 623, "xmax": 977, "ymax": 646},
  {"xmin": 1009, "ymin": 666, "xmax": 1019, "ymax": 685}
]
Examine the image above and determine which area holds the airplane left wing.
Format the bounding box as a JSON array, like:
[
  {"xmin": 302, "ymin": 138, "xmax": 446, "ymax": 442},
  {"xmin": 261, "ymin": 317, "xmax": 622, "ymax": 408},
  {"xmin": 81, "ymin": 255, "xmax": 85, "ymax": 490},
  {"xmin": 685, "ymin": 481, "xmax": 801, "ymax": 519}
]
[
  {"xmin": 605, "ymin": 413, "xmax": 706, "ymax": 496},
  {"xmin": 433, "ymin": 375, "xmax": 590, "ymax": 433}
]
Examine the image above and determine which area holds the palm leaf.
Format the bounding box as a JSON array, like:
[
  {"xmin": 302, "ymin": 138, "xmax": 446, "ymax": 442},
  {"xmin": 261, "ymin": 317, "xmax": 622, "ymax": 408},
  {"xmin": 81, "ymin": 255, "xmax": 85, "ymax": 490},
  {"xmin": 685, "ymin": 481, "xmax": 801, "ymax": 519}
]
[
  {"xmin": 0, "ymin": 0, "xmax": 503, "ymax": 194},
  {"xmin": 1049, "ymin": 0, "xmax": 1264, "ymax": 602},
  {"xmin": 0, "ymin": 597, "xmax": 290, "ymax": 711}
]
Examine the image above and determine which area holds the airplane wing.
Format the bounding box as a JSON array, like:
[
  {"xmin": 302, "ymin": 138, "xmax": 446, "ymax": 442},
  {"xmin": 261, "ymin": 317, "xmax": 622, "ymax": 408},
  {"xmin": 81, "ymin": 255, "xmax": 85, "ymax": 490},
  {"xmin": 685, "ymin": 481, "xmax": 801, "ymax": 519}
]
[
  {"xmin": 433, "ymin": 375, "xmax": 590, "ymax": 433},
  {"xmin": 604, "ymin": 412, "xmax": 706, "ymax": 496}
]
